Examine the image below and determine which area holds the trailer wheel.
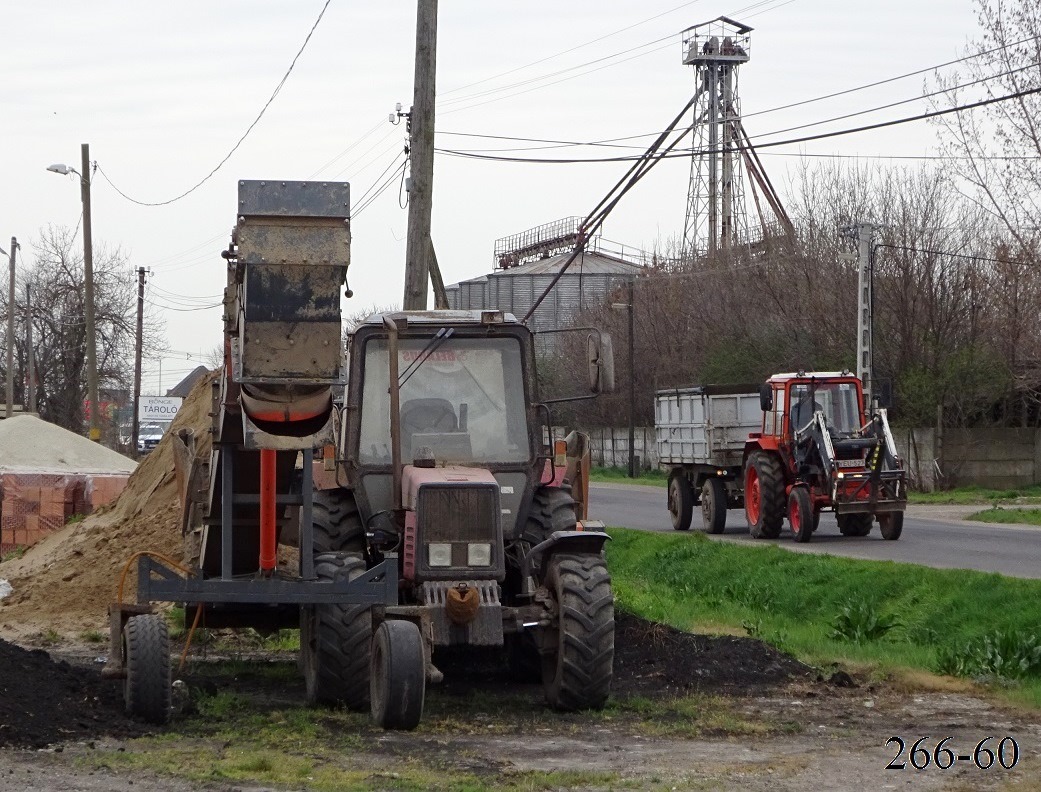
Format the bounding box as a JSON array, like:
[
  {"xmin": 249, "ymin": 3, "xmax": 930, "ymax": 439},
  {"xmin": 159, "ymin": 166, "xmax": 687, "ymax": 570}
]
[
  {"xmin": 838, "ymin": 514, "xmax": 872, "ymax": 537},
  {"xmin": 313, "ymin": 490, "xmax": 365, "ymax": 554},
  {"xmin": 744, "ymin": 452, "xmax": 784, "ymax": 539},
  {"xmin": 370, "ymin": 620, "xmax": 425, "ymax": 731},
  {"xmin": 301, "ymin": 553, "xmax": 371, "ymax": 710},
  {"xmin": 878, "ymin": 511, "xmax": 904, "ymax": 540},
  {"xmin": 123, "ymin": 614, "xmax": 171, "ymax": 725},
  {"xmin": 542, "ymin": 553, "xmax": 614, "ymax": 711},
  {"xmin": 787, "ymin": 487, "xmax": 813, "ymax": 543},
  {"xmin": 700, "ymin": 478, "xmax": 727, "ymax": 534},
  {"xmin": 668, "ymin": 471, "xmax": 694, "ymax": 531}
]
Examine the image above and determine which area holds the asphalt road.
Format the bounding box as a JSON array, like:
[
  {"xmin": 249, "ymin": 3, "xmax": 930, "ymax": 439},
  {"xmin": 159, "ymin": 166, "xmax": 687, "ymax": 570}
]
[{"xmin": 590, "ymin": 482, "xmax": 1041, "ymax": 580}]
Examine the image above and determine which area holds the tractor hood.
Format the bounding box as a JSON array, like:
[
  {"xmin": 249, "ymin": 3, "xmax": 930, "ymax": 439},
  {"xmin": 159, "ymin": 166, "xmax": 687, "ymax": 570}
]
[{"xmin": 402, "ymin": 465, "xmax": 498, "ymax": 509}]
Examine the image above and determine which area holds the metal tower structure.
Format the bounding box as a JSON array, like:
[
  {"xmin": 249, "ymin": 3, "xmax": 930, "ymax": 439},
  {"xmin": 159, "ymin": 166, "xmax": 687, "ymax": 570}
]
[{"xmin": 681, "ymin": 17, "xmax": 792, "ymax": 259}]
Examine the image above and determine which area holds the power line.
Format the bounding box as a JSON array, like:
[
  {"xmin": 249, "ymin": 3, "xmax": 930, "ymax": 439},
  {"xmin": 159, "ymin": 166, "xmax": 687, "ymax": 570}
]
[
  {"xmin": 96, "ymin": 0, "xmax": 333, "ymax": 207},
  {"xmin": 875, "ymin": 243, "xmax": 1037, "ymax": 268},
  {"xmin": 435, "ymin": 85, "xmax": 1041, "ymax": 165}
]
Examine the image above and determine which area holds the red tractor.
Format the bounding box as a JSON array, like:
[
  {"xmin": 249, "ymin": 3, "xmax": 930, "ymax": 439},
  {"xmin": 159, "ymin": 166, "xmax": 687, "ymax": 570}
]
[{"xmin": 743, "ymin": 371, "xmax": 907, "ymax": 542}]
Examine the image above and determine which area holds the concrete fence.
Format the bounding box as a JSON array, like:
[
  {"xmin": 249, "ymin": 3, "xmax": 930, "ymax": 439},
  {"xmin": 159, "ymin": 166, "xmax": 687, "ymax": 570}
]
[{"xmin": 556, "ymin": 425, "xmax": 1041, "ymax": 491}]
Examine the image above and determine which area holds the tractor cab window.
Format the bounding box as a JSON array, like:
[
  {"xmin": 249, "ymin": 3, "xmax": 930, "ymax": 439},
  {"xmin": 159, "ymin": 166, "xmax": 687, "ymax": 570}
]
[
  {"xmin": 789, "ymin": 382, "xmax": 860, "ymax": 436},
  {"xmin": 359, "ymin": 335, "xmax": 531, "ymax": 465}
]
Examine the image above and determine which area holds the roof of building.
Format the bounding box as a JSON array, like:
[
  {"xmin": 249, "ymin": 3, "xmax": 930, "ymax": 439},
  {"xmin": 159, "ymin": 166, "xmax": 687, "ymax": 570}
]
[
  {"xmin": 0, "ymin": 415, "xmax": 137, "ymax": 475},
  {"xmin": 448, "ymin": 250, "xmax": 642, "ymax": 289},
  {"xmin": 166, "ymin": 366, "xmax": 211, "ymax": 398}
]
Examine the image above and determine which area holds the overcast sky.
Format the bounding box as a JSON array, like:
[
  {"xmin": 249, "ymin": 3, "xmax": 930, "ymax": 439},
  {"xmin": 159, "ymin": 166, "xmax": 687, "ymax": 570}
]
[{"xmin": 1, "ymin": 0, "xmax": 981, "ymax": 395}]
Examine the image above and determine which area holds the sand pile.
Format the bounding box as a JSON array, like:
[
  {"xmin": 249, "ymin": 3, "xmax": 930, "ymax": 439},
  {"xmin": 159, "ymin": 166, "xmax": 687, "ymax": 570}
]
[{"xmin": 0, "ymin": 372, "xmax": 217, "ymax": 638}]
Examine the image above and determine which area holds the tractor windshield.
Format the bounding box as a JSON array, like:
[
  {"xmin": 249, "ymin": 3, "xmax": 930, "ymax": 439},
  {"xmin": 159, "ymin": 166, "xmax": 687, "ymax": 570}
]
[
  {"xmin": 789, "ymin": 381, "xmax": 861, "ymax": 435},
  {"xmin": 358, "ymin": 335, "xmax": 531, "ymax": 465}
]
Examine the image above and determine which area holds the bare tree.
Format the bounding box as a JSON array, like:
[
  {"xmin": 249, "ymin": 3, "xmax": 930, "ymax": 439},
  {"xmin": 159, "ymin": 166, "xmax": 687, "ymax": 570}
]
[{"xmin": 0, "ymin": 225, "xmax": 165, "ymax": 439}]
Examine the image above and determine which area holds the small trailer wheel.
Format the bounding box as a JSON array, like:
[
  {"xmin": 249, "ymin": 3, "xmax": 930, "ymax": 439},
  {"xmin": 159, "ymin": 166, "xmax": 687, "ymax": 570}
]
[
  {"xmin": 123, "ymin": 614, "xmax": 171, "ymax": 724},
  {"xmin": 370, "ymin": 620, "xmax": 425, "ymax": 731},
  {"xmin": 878, "ymin": 511, "xmax": 904, "ymax": 540},
  {"xmin": 700, "ymin": 478, "xmax": 727, "ymax": 534}
]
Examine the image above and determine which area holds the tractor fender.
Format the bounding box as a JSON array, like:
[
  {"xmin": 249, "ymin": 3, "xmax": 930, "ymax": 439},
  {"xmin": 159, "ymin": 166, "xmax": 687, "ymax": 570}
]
[{"xmin": 521, "ymin": 530, "xmax": 611, "ymax": 582}]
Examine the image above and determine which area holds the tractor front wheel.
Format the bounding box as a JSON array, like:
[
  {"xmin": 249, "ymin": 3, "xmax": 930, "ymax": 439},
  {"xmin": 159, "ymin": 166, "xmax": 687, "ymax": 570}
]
[
  {"xmin": 542, "ymin": 553, "xmax": 614, "ymax": 711},
  {"xmin": 700, "ymin": 478, "xmax": 727, "ymax": 534},
  {"xmin": 838, "ymin": 514, "xmax": 872, "ymax": 537},
  {"xmin": 878, "ymin": 511, "xmax": 904, "ymax": 540},
  {"xmin": 370, "ymin": 620, "xmax": 425, "ymax": 731},
  {"xmin": 788, "ymin": 487, "xmax": 813, "ymax": 543},
  {"xmin": 744, "ymin": 452, "xmax": 784, "ymax": 539},
  {"xmin": 668, "ymin": 471, "xmax": 694, "ymax": 531}
]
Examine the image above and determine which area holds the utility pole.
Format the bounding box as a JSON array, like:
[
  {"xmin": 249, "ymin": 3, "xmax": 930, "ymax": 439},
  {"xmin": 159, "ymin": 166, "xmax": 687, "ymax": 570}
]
[
  {"xmin": 80, "ymin": 143, "xmax": 101, "ymax": 441},
  {"xmin": 5, "ymin": 237, "xmax": 15, "ymax": 419},
  {"xmin": 854, "ymin": 222, "xmax": 875, "ymax": 410},
  {"xmin": 132, "ymin": 266, "xmax": 147, "ymax": 455},
  {"xmin": 25, "ymin": 284, "xmax": 35, "ymax": 414},
  {"xmin": 403, "ymin": 0, "xmax": 438, "ymax": 310}
]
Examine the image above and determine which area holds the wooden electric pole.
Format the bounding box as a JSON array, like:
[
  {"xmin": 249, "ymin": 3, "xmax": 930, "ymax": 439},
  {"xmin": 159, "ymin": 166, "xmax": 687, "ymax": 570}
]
[
  {"xmin": 5, "ymin": 237, "xmax": 16, "ymax": 419},
  {"xmin": 403, "ymin": 0, "xmax": 438, "ymax": 310},
  {"xmin": 132, "ymin": 266, "xmax": 146, "ymax": 455},
  {"xmin": 25, "ymin": 284, "xmax": 35, "ymax": 414},
  {"xmin": 80, "ymin": 143, "xmax": 101, "ymax": 441}
]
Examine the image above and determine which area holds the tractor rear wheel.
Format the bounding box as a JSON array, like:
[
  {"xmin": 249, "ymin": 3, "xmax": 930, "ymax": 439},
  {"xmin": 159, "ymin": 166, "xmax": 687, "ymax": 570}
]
[
  {"xmin": 744, "ymin": 453, "xmax": 784, "ymax": 539},
  {"xmin": 838, "ymin": 514, "xmax": 872, "ymax": 537},
  {"xmin": 524, "ymin": 486, "xmax": 578, "ymax": 545},
  {"xmin": 370, "ymin": 620, "xmax": 425, "ymax": 731},
  {"xmin": 668, "ymin": 471, "xmax": 694, "ymax": 531},
  {"xmin": 312, "ymin": 489, "xmax": 365, "ymax": 554},
  {"xmin": 878, "ymin": 511, "xmax": 904, "ymax": 540},
  {"xmin": 123, "ymin": 614, "xmax": 171, "ymax": 724},
  {"xmin": 301, "ymin": 553, "xmax": 371, "ymax": 710},
  {"xmin": 542, "ymin": 553, "xmax": 614, "ymax": 711},
  {"xmin": 788, "ymin": 487, "xmax": 813, "ymax": 543},
  {"xmin": 700, "ymin": 478, "xmax": 727, "ymax": 534}
]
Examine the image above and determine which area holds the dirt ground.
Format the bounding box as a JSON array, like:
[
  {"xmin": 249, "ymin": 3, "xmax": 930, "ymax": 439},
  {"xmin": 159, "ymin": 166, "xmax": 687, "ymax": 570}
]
[{"xmin": 0, "ymin": 611, "xmax": 1038, "ymax": 791}]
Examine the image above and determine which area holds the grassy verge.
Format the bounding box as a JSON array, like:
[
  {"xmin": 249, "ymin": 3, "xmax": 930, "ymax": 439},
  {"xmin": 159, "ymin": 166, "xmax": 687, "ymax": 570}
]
[
  {"xmin": 966, "ymin": 508, "xmax": 1041, "ymax": 526},
  {"xmin": 589, "ymin": 466, "xmax": 667, "ymax": 486},
  {"xmin": 908, "ymin": 484, "xmax": 1041, "ymax": 505},
  {"xmin": 605, "ymin": 527, "xmax": 1041, "ymax": 707}
]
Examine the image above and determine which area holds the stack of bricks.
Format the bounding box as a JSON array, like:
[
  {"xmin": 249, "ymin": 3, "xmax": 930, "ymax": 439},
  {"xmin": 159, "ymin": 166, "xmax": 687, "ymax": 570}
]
[{"xmin": 0, "ymin": 472, "xmax": 128, "ymax": 553}]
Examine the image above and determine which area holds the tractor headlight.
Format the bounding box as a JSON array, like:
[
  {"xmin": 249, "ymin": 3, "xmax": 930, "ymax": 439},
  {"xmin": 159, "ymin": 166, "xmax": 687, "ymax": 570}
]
[
  {"xmin": 428, "ymin": 543, "xmax": 452, "ymax": 567},
  {"xmin": 467, "ymin": 542, "xmax": 492, "ymax": 566}
]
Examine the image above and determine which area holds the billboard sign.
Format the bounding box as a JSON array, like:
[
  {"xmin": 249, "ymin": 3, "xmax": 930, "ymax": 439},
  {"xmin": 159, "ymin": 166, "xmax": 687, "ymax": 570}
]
[{"xmin": 139, "ymin": 396, "xmax": 182, "ymax": 422}]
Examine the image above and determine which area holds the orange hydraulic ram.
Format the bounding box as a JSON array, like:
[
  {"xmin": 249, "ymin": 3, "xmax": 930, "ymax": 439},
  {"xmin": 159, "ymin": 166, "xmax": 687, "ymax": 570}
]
[{"xmin": 259, "ymin": 449, "xmax": 277, "ymax": 574}]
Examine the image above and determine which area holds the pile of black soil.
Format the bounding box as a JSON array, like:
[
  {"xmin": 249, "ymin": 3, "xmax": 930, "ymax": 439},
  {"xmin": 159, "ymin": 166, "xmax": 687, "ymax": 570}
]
[
  {"xmin": 0, "ymin": 639, "xmax": 145, "ymax": 749},
  {"xmin": 612, "ymin": 611, "xmax": 812, "ymax": 697}
]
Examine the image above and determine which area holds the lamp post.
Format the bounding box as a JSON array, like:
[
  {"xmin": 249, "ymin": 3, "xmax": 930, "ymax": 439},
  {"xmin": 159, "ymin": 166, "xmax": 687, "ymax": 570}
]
[{"xmin": 48, "ymin": 143, "xmax": 100, "ymax": 441}]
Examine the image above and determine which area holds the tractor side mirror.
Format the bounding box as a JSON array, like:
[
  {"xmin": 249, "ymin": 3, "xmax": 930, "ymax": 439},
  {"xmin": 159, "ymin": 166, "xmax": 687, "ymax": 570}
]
[
  {"xmin": 588, "ymin": 332, "xmax": 615, "ymax": 394},
  {"xmin": 759, "ymin": 383, "xmax": 773, "ymax": 412}
]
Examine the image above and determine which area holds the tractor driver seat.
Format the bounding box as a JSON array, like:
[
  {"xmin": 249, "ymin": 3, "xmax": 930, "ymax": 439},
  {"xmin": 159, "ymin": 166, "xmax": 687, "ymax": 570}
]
[{"xmin": 400, "ymin": 398, "xmax": 458, "ymax": 460}]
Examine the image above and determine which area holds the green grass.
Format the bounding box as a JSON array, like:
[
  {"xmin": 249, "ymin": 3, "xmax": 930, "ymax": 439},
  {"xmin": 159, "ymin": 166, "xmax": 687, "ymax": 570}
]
[
  {"xmin": 966, "ymin": 507, "xmax": 1041, "ymax": 526},
  {"xmin": 908, "ymin": 484, "xmax": 1041, "ymax": 505},
  {"xmin": 605, "ymin": 527, "xmax": 1041, "ymax": 703},
  {"xmin": 589, "ymin": 466, "xmax": 667, "ymax": 486}
]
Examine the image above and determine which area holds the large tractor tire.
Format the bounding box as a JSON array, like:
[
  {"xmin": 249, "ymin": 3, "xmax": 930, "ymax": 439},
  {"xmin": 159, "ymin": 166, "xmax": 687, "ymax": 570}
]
[
  {"xmin": 301, "ymin": 553, "xmax": 372, "ymax": 710},
  {"xmin": 878, "ymin": 511, "xmax": 904, "ymax": 541},
  {"xmin": 123, "ymin": 614, "xmax": 171, "ymax": 725},
  {"xmin": 744, "ymin": 452, "xmax": 785, "ymax": 539},
  {"xmin": 700, "ymin": 478, "xmax": 727, "ymax": 534},
  {"xmin": 668, "ymin": 471, "xmax": 694, "ymax": 531},
  {"xmin": 370, "ymin": 620, "xmax": 425, "ymax": 731},
  {"xmin": 787, "ymin": 487, "xmax": 813, "ymax": 543},
  {"xmin": 542, "ymin": 553, "xmax": 614, "ymax": 711},
  {"xmin": 523, "ymin": 485, "xmax": 578, "ymax": 543},
  {"xmin": 838, "ymin": 513, "xmax": 873, "ymax": 537},
  {"xmin": 312, "ymin": 489, "xmax": 365, "ymax": 554}
]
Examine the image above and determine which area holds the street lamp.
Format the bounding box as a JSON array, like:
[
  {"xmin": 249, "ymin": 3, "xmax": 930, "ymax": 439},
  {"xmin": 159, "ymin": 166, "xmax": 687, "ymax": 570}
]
[{"xmin": 47, "ymin": 143, "xmax": 100, "ymax": 441}]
